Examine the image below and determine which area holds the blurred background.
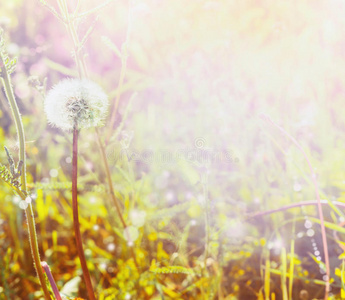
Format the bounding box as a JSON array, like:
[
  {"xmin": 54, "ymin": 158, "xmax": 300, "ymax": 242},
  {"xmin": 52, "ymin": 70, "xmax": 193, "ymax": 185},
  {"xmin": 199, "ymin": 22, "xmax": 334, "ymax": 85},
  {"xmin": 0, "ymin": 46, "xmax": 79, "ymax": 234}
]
[{"xmin": 1, "ymin": 0, "xmax": 345, "ymax": 299}]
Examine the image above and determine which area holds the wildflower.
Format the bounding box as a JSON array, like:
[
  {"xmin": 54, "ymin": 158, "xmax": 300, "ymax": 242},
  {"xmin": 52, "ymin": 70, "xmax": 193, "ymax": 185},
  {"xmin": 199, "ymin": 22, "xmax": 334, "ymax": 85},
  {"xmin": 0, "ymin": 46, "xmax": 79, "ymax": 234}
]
[{"xmin": 44, "ymin": 78, "xmax": 108, "ymax": 131}]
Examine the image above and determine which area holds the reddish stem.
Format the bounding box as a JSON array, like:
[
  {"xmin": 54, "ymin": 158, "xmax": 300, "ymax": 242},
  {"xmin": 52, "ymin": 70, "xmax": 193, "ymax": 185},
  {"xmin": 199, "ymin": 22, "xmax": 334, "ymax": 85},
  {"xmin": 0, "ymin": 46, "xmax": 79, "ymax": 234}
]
[
  {"xmin": 41, "ymin": 261, "xmax": 62, "ymax": 300},
  {"xmin": 247, "ymin": 200, "xmax": 345, "ymax": 219},
  {"xmin": 72, "ymin": 128, "xmax": 96, "ymax": 300}
]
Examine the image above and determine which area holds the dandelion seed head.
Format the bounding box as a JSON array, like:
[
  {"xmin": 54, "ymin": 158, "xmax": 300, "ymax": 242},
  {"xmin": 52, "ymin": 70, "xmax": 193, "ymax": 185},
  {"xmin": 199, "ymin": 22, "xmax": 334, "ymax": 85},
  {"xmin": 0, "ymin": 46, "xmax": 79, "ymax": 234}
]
[{"xmin": 44, "ymin": 78, "xmax": 108, "ymax": 131}]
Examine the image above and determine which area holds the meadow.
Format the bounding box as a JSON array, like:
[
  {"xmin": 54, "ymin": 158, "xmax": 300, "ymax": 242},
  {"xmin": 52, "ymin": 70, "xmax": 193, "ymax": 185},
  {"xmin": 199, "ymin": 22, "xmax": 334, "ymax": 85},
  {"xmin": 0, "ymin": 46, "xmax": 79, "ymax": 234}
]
[{"xmin": 1, "ymin": 0, "xmax": 345, "ymax": 299}]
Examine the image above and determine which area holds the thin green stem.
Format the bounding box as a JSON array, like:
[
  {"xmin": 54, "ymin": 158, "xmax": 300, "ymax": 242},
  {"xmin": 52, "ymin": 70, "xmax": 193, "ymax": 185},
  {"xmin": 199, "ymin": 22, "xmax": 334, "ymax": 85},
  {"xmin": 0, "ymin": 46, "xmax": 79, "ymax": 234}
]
[
  {"xmin": 0, "ymin": 51, "xmax": 51, "ymax": 299},
  {"xmin": 106, "ymin": 1, "xmax": 132, "ymax": 144},
  {"xmin": 202, "ymin": 171, "xmax": 210, "ymax": 270},
  {"xmin": 72, "ymin": 128, "xmax": 96, "ymax": 300},
  {"xmin": 261, "ymin": 114, "xmax": 330, "ymax": 299},
  {"xmin": 95, "ymin": 127, "xmax": 138, "ymax": 268}
]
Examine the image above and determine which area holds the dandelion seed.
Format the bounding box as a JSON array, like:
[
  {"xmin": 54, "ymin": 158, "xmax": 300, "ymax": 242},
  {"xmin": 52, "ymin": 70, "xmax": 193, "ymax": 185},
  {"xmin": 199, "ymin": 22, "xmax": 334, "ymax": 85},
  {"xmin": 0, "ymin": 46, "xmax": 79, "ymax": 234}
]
[{"xmin": 44, "ymin": 78, "xmax": 108, "ymax": 131}]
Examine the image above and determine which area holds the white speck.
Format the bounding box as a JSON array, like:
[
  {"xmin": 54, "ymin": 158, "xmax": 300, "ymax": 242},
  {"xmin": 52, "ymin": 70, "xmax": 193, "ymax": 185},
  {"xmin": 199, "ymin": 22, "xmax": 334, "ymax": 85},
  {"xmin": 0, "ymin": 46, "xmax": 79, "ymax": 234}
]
[
  {"xmin": 125, "ymin": 293, "xmax": 131, "ymax": 300},
  {"xmin": 65, "ymin": 156, "xmax": 72, "ymax": 164},
  {"xmin": 190, "ymin": 219, "xmax": 197, "ymax": 226},
  {"xmin": 25, "ymin": 196, "xmax": 32, "ymax": 204},
  {"xmin": 49, "ymin": 169, "xmax": 58, "ymax": 177},
  {"xmin": 304, "ymin": 220, "xmax": 313, "ymax": 229},
  {"xmin": 107, "ymin": 243, "xmax": 116, "ymax": 252},
  {"xmin": 297, "ymin": 232, "xmax": 304, "ymax": 238},
  {"xmin": 253, "ymin": 197, "xmax": 260, "ymax": 204},
  {"xmin": 129, "ymin": 210, "xmax": 146, "ymax": 227},
  {"xmin": 197, "ymin": 194, "xmax": 204, "ymax": 204},
  {"xmin": 314, "ymin": 250, "xmax": 320, "ymax": 256},
  {"xmin": 84, "ymin": 249, "xmax": 92, "ymax": 256},
  {"xmin": 306, "ymin": 229, "xmax": 315, "ymax": 237},
  {"xmin": 124, "ymin": 226, "xmax": 139, "ymax": 243},
  {"xmin": 19, "ymin": 200, "xmax": 28, "ymax": 210},
  {"xmin": 93, "ymin": 225, "xmax": 99, "ymax": 231},
  {"xmin": 13, "ymin": 196, "xmax": 21, "ymax": 204},
  {"xmin": 293, "ymin": 183, "xmax": 302, "ymax": 192},
  {"xmin": 165, "ymin": 191, "xmax": 175, "ymax": 202},
  {"xmin": 268, "ymin": 239, "xmax": 283, "ymax": 250}
]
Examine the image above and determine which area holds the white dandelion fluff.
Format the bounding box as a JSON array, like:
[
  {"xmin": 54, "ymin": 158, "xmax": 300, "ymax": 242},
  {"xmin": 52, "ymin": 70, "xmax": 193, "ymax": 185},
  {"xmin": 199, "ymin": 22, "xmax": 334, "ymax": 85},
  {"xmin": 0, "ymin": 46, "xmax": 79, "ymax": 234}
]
[{"xmin": 44, "ymin": 78, "xmax": 108, "ymax": 131}]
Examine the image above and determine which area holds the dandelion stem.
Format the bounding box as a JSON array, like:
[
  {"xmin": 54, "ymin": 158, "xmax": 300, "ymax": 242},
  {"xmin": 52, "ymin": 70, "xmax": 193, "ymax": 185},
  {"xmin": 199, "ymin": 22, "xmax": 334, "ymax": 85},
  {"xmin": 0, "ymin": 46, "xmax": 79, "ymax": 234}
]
[
  {"xmin": 72, "ymin": 127, "xmax": 96, "ymax": 300},
  {"xmin": 54, "ymin": 2, "xmax": 96, "ymax": 297},
  {"xmin": 0, "ymin": 48, "xmax": 51, "ymax": 299},
  {"xmin": 56, "ymin": 0, "xmax": 138, "ymax": 270}
]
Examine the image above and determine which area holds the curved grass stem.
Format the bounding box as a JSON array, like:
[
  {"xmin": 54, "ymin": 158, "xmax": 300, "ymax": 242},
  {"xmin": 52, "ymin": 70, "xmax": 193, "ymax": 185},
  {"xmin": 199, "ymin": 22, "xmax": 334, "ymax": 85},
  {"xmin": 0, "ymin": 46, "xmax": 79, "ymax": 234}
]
[
  {"xmin": 95, "ymin": 127, "xmax": 138, "ymax": 268},
  {"xmin": 0, "ymin": 49, "xmax": 51, "ymax": 299}
]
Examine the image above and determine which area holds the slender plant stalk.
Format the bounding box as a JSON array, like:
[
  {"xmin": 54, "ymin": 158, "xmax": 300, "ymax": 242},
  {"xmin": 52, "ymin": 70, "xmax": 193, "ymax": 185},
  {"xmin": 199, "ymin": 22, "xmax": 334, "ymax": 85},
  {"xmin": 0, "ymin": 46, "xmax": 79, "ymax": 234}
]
[
  {"xmin": 72, "ymin": 128, "xmax": 96, "ymax": 300},
  {"xmin": 0, "ymin": 51, "xmax": 52, "ymax": 299},
  {"xmin": 202, "ymin": 171, "xmax": 210, "ymax": 269},
  {"xmin": 95, "ymin": 127, "xmax": 138, "ymax": 268},
  {"xmin": 264, "ymin": 257, "xmax": 270, "ymax": 300},
  {"xmin": 246, "ymin": 199, "xmax": 345, "ymax": 219},
  {"xmin": 261, "ymin": 114, "xmax": 330, "ymax": 299},
  {"xmin": 280, "ymin": 245, "xmax": 288, "ymax": 300},
  {"xmin": 105, "ymin": 3, "xmax": 132, "ymax": 144},
  {"xmin": 41, "ymin": 262, "xmax": 62, "ymax": 300}
]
